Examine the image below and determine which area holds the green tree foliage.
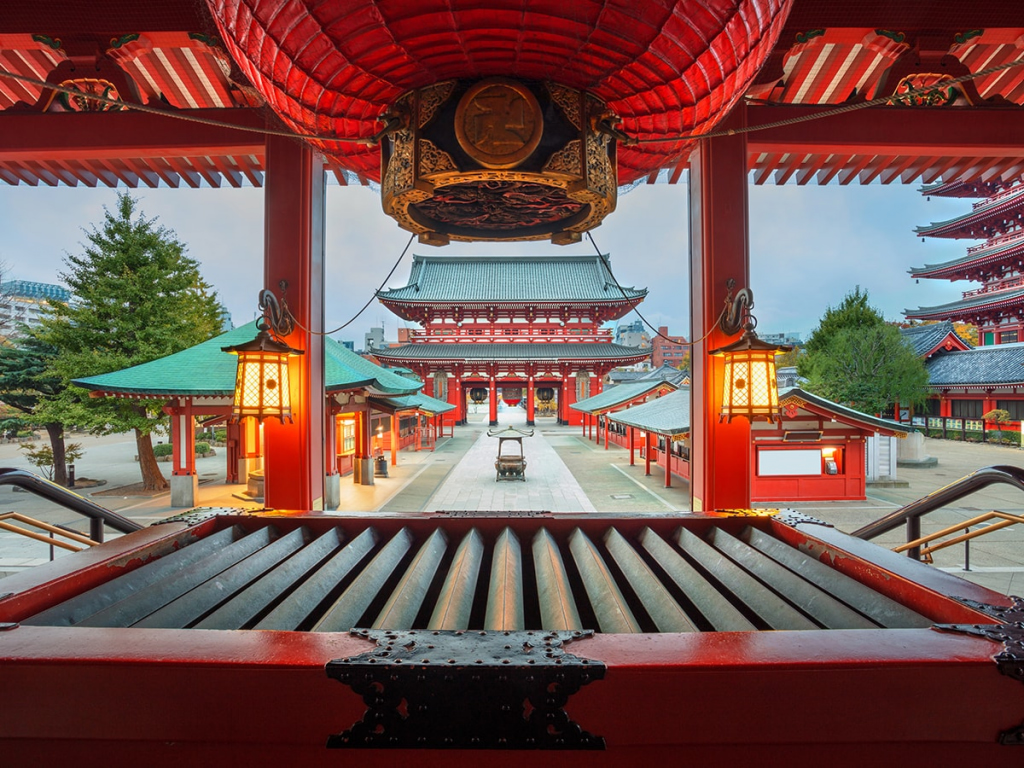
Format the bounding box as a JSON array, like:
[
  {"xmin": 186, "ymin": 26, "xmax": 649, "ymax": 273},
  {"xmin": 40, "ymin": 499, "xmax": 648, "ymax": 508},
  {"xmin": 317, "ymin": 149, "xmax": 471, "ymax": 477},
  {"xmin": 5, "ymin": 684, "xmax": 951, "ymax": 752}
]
[
  {"xmin": 798, "ymin": 288, "xmax": 929, "ymax": 414},
  {"xmin": 38, "ymin": 193, "xmax": 222, "ymax": 490},
  {"xmin": 0, "ymin": 333, "xmax": 76, "ymax": 486}
]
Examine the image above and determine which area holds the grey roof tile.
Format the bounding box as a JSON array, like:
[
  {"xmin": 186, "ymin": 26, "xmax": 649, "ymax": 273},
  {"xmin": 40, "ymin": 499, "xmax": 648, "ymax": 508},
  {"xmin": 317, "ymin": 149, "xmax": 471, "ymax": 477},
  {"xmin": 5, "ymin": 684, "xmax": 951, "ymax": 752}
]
[
  {"xmin": 378, "ymin": 253, "xmax": 646, "ymax": 304},
  {"xmin": 899, "ymin": 322, "xmax": 972, "ymax": 357},
  {"xmin": 925, "ymin": 344, "xmax": 1024, "ymax": 386},
  {"xmin": 373, "ymin": 342, "xmax": 650, "ymax": 362}
]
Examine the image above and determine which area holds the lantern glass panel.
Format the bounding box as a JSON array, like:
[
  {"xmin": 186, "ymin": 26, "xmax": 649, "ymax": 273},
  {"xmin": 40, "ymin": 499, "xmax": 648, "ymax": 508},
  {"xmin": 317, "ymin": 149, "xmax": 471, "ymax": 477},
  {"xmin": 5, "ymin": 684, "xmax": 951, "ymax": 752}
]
[
  {"xmin": 233, "ymin": 351, "xmax": 292, "ymax": 422},
  {"xmin": 720, "ymin": 349, "xmax": 779, "ymax": 422}
]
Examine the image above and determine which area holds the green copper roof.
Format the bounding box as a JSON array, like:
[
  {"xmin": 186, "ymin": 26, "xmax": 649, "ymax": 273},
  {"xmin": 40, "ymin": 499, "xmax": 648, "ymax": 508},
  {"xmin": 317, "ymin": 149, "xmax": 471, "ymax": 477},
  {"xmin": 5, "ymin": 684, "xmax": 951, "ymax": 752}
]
[
  {"xmin": 608, "ymin": 389, "xmax": 691, "ymax": 435},
  {"xmin": 369, "ymin": 392, "xmax": 455, "ymax": 415},
  {"xmin": 570, "ymin": 380, "xmax": 678, "ymax": 415},
  {"xmin": 373, "ymin": 342, "xmax": 650, "ymax": 362},
  {"xmin": 378, "ymin": 254, "xmax": 646, "ymax": 304},
  {"xmin": 73, "ymin": 321, "xmax": 421, "ymax": 398}
]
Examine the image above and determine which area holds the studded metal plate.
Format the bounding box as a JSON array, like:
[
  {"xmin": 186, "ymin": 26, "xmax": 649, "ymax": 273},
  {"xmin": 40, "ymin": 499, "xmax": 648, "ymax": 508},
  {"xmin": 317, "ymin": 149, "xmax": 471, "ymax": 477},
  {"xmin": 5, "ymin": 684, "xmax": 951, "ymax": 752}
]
[{"xmin": 326, "ymin": 629, "xmax": 605, "ymax": 750}]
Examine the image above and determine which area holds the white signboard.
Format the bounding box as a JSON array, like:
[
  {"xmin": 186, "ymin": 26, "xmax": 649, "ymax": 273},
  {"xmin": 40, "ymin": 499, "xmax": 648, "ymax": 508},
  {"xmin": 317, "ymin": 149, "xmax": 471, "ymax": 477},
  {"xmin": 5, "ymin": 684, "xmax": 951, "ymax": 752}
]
[{"xmin": 758, "ymin": 448, "xmax": 821, "ymax": 476}]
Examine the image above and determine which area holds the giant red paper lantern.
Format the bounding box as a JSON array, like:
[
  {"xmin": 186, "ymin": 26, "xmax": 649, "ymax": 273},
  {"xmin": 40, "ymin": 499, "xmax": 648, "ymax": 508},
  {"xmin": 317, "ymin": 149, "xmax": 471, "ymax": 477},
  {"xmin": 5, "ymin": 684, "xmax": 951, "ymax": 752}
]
[{"xmin": 207, "ymin": 1, "xmax": 792, "ymax": 240}]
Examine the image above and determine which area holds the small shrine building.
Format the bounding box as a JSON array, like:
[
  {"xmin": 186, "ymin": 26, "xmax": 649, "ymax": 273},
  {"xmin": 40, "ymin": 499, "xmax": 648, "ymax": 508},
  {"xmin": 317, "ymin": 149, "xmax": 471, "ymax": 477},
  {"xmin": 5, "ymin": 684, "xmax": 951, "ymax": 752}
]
[{"xmin": 373, "ymin": 254, "xmax": 651, "ymax": 427}]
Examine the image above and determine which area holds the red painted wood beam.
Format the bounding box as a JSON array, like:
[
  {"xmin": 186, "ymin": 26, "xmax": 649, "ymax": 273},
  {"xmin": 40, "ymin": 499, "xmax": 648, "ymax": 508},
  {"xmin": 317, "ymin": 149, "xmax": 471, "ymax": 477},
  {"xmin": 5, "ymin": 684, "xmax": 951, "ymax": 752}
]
[
  {"xmin": 748, "ymin": 105, "xmax": 1024, "ymax": 158},
  {"xmin": 689, "ymin": 107, "xmax": 752, "ymax": 512},
  {"xmin": 0, "ymin": 108, "xmax": 268, "ymax": 161}
]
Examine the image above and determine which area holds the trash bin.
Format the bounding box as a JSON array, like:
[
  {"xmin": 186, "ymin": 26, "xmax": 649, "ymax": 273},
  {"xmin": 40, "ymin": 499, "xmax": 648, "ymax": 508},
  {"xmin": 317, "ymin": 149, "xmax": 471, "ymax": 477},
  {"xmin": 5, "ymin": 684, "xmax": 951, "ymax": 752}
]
[{"xmin": 374, "ymin": 454, "xmax": 389, "ymax": 478}]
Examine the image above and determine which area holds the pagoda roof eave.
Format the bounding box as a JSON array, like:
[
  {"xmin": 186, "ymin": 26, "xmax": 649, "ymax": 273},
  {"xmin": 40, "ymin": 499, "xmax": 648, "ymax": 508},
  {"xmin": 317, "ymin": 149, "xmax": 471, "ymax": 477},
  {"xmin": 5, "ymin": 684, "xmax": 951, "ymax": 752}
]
[
  {"xmin": 779, "ymin": 388, "xmax": 907, "ymax": 437},
  {"xmin": 914, "ymin": 187, "xmax": 1024, "ymax": 239},
  {"xmin": 905, "ymin": 288, "xmax": 1024, "ymax": 320},
  {"xmin": 909, "ymin": 237, "xmax": 1024, "ymax": 279}
]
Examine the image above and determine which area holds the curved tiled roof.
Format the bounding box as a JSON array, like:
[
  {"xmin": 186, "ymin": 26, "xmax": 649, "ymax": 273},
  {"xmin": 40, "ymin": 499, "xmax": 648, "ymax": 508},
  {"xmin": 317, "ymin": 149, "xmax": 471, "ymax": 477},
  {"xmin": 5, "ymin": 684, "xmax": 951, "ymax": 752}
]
[
  {"xmin": 909, "ymin": 234, "xmax": 1024, "ymax": 279},
  {"xmin": 606, "ymin": 389, "xmax": 691, "ymax": 436},
  {"xmin": 899, "ymin": 322, "xmax": 972, "ymax": 357},
  {"xmin": 905, "ymin": 288, "xmax": 1024, "ymax": 320},
  {"xmin": 925, "ymin": 344, "xmax": 1024, "ymax": 387},
  {"xmin": 368, "ymin": 392, "xmax": 455, "ymax": 416},
  {"xmin": 570, "ymin": 380, "xmax": 677, "ymax": 415},
  {"xmin": 377, "ymin": 254, "xmax": 646, "ymax": 305},
  {"xmin": 372, "ymin": 342, "xmax": 650, "ymax": 363},
  {"xmin": 914, "ymin": 186, "xmax": 1024, "ymax": 238},
  {"xmin": 778, "ymin": 388, "xmax": 906, "ymax": 437},
  {"xmin": 73, "ymin": 321, "xmax": 421, "ymax": 398}
]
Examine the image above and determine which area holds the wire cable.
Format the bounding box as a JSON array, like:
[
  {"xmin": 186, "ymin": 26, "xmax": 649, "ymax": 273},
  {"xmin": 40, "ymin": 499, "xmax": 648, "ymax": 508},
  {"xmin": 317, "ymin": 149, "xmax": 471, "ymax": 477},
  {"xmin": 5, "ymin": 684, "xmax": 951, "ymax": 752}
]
[
  {"xmin": 585, "ymin": 231, "xmax": 725, "ymax": 349},
  {"xmin": 287, "ymin": 233, "xmax": 415, "ymax": 336}
]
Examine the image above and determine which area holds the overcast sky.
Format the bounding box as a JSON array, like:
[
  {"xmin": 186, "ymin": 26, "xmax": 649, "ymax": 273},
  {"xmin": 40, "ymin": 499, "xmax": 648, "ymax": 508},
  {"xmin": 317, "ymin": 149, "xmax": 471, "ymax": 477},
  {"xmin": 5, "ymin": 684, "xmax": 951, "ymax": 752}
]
[{"xmin": 0, "ymin": 175, "xmax": 969, "ymax": 345}]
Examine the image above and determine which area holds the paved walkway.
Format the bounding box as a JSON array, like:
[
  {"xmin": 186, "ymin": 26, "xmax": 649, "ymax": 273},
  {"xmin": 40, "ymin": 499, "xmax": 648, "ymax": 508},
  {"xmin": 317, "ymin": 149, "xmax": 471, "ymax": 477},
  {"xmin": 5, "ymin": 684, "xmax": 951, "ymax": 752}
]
[
  {"xmin": 3, "ymin": 419, "xmax": 1024, "ymax": 595},
  {"xmin": 422, "ymin": 414, "xmax": 596, "ymax": 513}
]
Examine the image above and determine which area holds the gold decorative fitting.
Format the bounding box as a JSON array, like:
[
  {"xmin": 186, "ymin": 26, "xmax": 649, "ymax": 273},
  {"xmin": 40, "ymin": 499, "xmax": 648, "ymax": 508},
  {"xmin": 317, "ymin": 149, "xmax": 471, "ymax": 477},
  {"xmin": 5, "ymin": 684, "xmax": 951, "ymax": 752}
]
[
  {"xmin": 454, "ymin": 78, "xmax": 543, "ymax": 169},
  {"xmin": 380, "ymin": 78, "xmax": 617, "ymax": 245}
]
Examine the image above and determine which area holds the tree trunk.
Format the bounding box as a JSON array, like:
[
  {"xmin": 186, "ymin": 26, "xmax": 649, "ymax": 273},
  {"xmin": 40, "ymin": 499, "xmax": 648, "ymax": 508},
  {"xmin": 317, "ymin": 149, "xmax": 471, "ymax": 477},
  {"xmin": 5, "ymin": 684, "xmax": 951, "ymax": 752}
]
[
  {"xmin": 44, "ymin": 422, "xmax": 68, "ymax": 487},
  {"xmin": 135, "ymin": 428, "xmax": 169, "ymax": 491}
]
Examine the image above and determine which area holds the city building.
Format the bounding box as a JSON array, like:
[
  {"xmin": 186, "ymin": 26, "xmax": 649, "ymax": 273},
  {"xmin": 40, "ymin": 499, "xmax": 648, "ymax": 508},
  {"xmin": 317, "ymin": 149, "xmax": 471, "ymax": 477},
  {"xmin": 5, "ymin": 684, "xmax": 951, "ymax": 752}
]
[
  {"xmin": 651, "ymin": 325, "xmax": 689, "ymax": 368},
  {"xmin": 372, "ymin": 253, "xmax": 651, "ymax": 426},
  {"xmin": 614, "ymin": 319, "xmax": 650, "ymax": 348},
  {"xmin": 0, "ymin": 279, "xmax": 70, "ymax": 337},
  {"xmin": 363, "ymin": 325, "xmax": 385, "ymax": 352}
]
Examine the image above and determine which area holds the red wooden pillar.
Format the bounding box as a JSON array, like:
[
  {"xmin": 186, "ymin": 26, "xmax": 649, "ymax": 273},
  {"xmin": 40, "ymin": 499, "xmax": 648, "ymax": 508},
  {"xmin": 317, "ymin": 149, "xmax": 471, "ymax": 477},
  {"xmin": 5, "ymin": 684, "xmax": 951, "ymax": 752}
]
[
  {"xmin": 689, "ymin": 108, "xmax": 752, "ymax": 513},
  {"xmin": 645, "ymin": 431, "xmax": 652, "ymax": 476},
  {"xmin": 664, "ymin": 439, "xmax": 672, "ymax": 488},
  {"xmin": 354, "ymin": 406, "xmax": 373, "ymax": 485},
  {"xmin": 629, "ymin": 427, "xmax": 635, "ymax": 465},
  {"xmin": 168, "ymin": 400, "xmax": 197, "ymax": 507},
  {"xmin": 390, "ymin": 414, "xmax": 398, "ymax": 466},
  {"xmin": 262, "ymin": 134, "xmax": 326, "ymax": 510},
  {"xmin": 488, "ymin": 378, "xmax": 498, "ymax": 426},
  {"xmin": 940, "ymin": 397, "xmax": 952, "ymax": 417},
  {"xmin": 526, "ymin": 377, "xmax": 535, "ymax": 426},
  {"xmin": 605, "ymin": 414, "xmax": 610, "ymax": 450},
  {"xmin": 324, "ymin": 407, "xmax": 338, "ymax": 477}
]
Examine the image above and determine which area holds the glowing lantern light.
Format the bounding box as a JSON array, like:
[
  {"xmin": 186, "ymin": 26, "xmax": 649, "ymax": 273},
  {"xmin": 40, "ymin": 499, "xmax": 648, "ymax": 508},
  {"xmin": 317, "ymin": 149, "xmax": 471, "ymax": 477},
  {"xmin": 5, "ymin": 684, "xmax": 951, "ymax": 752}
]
[
  {"xmin": 709, "ymin": 281, "xmax": 789, "ymax": 424},
  {"xmin": 223, "ymin": 287, "xmax": 303, "ymax": 424}
]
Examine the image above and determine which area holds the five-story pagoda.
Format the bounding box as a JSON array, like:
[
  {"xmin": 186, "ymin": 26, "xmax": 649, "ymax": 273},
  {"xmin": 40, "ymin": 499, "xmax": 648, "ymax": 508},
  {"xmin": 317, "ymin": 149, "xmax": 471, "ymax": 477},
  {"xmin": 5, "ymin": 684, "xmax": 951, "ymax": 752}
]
[
  {"xmin": 373, "ymin": 253, "xmax": 650, "ymax": 427},
  {"xmin": 907, "ymin": 179, "xmax": 1024, "ymax": 345}
]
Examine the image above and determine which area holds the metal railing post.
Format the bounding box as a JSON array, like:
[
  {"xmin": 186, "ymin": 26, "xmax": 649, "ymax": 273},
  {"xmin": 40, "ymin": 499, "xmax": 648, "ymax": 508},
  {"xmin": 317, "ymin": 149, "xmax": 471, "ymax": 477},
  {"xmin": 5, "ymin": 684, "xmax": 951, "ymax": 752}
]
[
  {"xmin": 963, "ymin": 528, "xmax": 970, "ymax": 572},
  {"xmin": 906, "ymin": 516, "xmax": 921, "ymax": 561},
  {"xmin": 90, "ymin": 516, "xmax": 104, "ymax": 544}
]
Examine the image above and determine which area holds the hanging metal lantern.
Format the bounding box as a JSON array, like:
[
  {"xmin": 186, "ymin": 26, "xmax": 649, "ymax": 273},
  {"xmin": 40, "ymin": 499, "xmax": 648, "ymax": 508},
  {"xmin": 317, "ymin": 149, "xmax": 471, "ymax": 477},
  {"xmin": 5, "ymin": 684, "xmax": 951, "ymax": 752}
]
[
  {"xmin": 469, "ymin": 387, "xmax": 487, "ymax": 403},
  {"xmin": 536, "ymin": 387, "xmax": 555, "ymax": 403},
  {"xmin": 709, "ymin": 281, "xmax": 789, "ymax": 424},
  {"xmin": 222, "ymin": 287, "xmax": 303, "ymax": 424}
]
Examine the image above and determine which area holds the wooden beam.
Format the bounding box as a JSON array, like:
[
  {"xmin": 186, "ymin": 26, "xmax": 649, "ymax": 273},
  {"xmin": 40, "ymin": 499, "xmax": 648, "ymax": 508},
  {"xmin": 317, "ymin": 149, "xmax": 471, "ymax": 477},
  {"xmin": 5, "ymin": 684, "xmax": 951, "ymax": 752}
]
[
  {"xmin": 0, "ymin": 108, "xmax": 268, "ymax": 162},
  {"xmin": 747, "ymin": 106, "xmax": 1024, "ymax": 158}
]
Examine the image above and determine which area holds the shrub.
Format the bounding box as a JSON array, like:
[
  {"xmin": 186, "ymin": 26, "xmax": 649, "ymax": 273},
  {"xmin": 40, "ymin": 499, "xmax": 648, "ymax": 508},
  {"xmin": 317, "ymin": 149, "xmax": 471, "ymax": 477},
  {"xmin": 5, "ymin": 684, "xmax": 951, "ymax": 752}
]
[
  {"xmin": 965, "ymin": 431, "xmax": 983, "ymax": 443},
  {"xmin": 195, "ymin": 442, "xmax": 211, "ymax": 455},
  {"xmin": 153, "ymin": 443, "xmax": 174, "ymax": 457},
  {"xmin": 16, "ymin": 429, "xmax": 35, "ymax": 438},
  {"xmin": 927, "ymin": 429, "xmax": 943, "ymax": 439},
  {"xmin": 214, "ymin": 428, "xmax": 227, "ymax": 442}
]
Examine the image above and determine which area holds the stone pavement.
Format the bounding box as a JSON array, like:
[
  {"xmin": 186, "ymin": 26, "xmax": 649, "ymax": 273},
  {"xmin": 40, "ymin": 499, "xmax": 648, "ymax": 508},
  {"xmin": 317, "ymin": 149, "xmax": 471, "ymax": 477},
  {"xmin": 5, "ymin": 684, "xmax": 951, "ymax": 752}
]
[{"xmin": 3, "ymin": 418, "xmax": 1024, "ymax": 596}]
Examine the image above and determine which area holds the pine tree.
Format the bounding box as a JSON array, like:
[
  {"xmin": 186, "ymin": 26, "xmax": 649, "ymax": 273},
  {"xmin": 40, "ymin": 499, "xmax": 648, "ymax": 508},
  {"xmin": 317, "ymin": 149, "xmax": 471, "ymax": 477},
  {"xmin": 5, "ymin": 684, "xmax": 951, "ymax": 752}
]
[
  {"xmin": 798, "ymin": 288, "xmax": 929, "ymax": 414},
  {"xmin": 0, "ymin": 333, "xmax": 74, "ymax": 486},
  {"xmin": 38, "ymin": 193, "xmax": 222, "ymax": 490}
]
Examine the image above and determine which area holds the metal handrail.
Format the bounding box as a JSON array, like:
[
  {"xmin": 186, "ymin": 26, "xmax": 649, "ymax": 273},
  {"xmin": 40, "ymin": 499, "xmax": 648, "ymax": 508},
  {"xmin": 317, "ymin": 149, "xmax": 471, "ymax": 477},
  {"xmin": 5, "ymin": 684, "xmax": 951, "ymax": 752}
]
[
  {"xmin": 0, "ymin": 511, "xmax": 95, "ymax": 553},
  {"xmin": 852, "ymin": 465, "xmax": 1024, "ymax": 560},
  {"xmin": 895, "ymin": 510, "xmax": 1024, "ymax": 563},
  {"xmin": 0, "ymin": 468, "xmax": 143, "ymax": 542}
]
